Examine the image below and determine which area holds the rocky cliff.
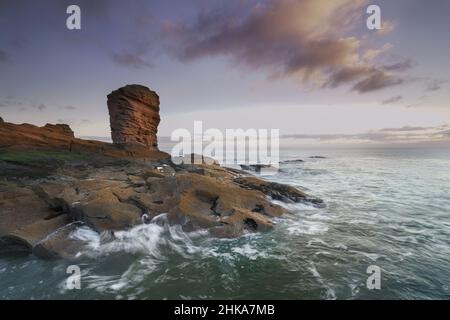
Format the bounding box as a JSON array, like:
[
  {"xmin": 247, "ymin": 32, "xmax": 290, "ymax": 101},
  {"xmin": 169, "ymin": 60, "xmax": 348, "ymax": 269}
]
[{"xmin": 0, "ymin": 118, "xmax": 168, "ymax": 162}]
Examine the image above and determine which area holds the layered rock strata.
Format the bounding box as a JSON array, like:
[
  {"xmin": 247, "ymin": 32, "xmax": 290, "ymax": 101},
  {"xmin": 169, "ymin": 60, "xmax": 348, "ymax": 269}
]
[{"xmin": 107, "ymin": 84, "xmax": 160, "ymax": 149}]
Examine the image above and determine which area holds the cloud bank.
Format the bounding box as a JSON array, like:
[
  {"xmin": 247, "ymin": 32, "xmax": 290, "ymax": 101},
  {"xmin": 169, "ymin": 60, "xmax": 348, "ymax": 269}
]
[
  {"xmin": 111, "ymin": 53, "xmax": 153, "ymax": 69},
  {"xmin": 282, "ymin": 125, "xmax": 450, "ymax": 144},
  {"xmin": 381, "ymin": 95, "xmax": 402, "ymax": 105},
  {"xmin": 163, "ymin": 0, "xmax": 408, "ymax": 93}
]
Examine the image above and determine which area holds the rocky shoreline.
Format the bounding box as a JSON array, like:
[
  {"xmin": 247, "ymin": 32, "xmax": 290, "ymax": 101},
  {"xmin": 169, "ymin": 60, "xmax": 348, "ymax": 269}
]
[{"xmin": 0, "ymin": 85, "xmax": 323, "ymax": 260}]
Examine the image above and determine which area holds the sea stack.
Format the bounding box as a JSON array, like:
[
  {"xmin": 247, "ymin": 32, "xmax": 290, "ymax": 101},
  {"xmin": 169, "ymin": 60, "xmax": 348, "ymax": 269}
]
[{"xmin": 107, "ymin": 84, "xmax": 160, "ymax": 149}]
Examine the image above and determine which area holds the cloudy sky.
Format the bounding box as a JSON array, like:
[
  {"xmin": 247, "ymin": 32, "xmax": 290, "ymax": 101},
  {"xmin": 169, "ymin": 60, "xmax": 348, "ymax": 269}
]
[{"xmin": 0, "ymin": 0, "xmax": 449, "ymax": 147}]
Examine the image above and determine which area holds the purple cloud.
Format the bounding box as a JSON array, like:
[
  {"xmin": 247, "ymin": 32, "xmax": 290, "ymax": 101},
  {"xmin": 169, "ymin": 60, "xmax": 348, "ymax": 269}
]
[{"xmin": 163, "ymin": 0, "xmax": 409, "ymax": 93}]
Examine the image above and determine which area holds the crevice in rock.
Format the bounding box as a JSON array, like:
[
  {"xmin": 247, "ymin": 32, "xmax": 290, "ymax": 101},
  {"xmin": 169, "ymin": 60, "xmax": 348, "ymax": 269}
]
[
  {"xmin": 210, "ymin": 196, "xmax": 220, "ymax": 216},
  {"xmin": 111, "ymin": 190, "xmax": 150, "ymax": 218},
  {"xmin": 44, "ymin": 210, "xmax": 65, "ymax": 220},
  {"xmin": 252, "ymin": 204, "xmax": 264, "ymax": 213},
  {"xmin": 87, "ymin": 216, "xmax": 110, "ymax": 220},
  {"xmin": 125, "ymin": 196, "xmax": 151, "ymax": 217},
  {"xmin": 244, "ymin": 218, "xmax": 258, "ymax": 231}
]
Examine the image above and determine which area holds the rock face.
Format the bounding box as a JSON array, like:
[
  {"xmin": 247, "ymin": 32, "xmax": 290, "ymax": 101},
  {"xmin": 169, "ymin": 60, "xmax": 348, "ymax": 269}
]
[
  {"xmin": 0, "ymin": 119, "xmax": 169, "ymax": 161},
  {"xmin": 0, "ymin": 183, "xmax": 79, "ymax": 258},
  {"xmin": 0, "ymin": 84, "xmax": 168, "ymax": 160},
  {"xmin": 0, "ymin": 122, "xmax": 74, "ymax": 150},
  {"xmin": 107, "ymin": 85, "xmax": 160, "ymax": 149},
  {"xmin": 0, "ymin": 152, "xmax": 324, "ymax": 259},
  {"xmin": 234, "ymin": 176, "xmax": 325, "ymax": 208}
]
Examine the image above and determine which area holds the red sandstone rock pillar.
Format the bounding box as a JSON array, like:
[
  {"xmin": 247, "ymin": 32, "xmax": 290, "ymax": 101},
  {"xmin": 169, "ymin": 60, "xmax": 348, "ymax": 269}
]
[{"xmin": 107, "ymin": 84, "xmax": 160, "ymax": 150}]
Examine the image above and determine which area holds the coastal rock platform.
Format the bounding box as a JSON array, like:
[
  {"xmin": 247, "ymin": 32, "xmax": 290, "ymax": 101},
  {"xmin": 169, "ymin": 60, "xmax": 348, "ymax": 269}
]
[{"xmin": 0, "ymin": 85, "xmax": 323, "ymax": 260}]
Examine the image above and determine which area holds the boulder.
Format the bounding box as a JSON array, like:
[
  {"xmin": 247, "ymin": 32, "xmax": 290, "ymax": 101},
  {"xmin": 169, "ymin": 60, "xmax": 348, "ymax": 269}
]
[
  {"xmin": 0, "ymin": 183, "xmax": 57, "ymax": 238},
  {"xmin": 281, "ymin": 159, "xmax": 304, "ymax": 163},
  {"xmin": 29, "ymin": 164, "xmax": 290, "ymax": 238},
  {"xmin": 1, "ymin": 215, "xmax": 72, "ymax": 253},
  {"xmin": 234, "ymin": 176, "xmax": 325, "ymax": 207},
  {"xmin": 0, "ymin": 182, "xmax": 76, "ymax": 254},
  {"xmin": 35, "ymin": 179, "xmax": 143, "ymax": 233},
  {"xmin": 139, "ymin": 172, "xmax": 286, "ymax": 237},
  {"xmin": 71, "ymin": 189, "xmax": 142, "ymax": 232},
  {"xmin": 107, "ymin": 84, "xmax": 160, "ymax": 149},
  {"xmin": 32, "ymin": 222, "xmax": 84, "ymax": 260}
]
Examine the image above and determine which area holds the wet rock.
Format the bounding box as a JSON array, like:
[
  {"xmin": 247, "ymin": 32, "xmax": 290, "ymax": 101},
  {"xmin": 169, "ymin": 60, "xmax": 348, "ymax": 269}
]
[
  {"xmin": 32, "ymin": 221, "xmax": 84, "ymax": 260},
  {"xmin": 240, "ymin": 164, "xmax": 277, "ymax": 173},
  {"xmin": 234, "ymin": 176, "xmax": 325, "ymax": 208},
  {"xmin": 209, "ymin": 208, "xmax": 275, "ymax": 238},
  {"xmin": 0, "ymin": 183, "xmax": 57, "ymax": 237},
  {"xmin": 71, "ymin": 189, "xmax": 142, "ymax": 232},
  {"xmin": 1, "ymin": 150, "xmax": 324, "ymax": 257},
  {"xmin": 281, "ymin": 159, "xmax": 304, "ymax": 163},
  {"xmin": 159, "ymin": 173, "xmax": 285, "ymax": 236},
  {"xmin": 59, "ymin": 161, "xmax": 316, "ymax": 237},
  {"xmin": 34, "ymin": 182, "xmax": 80, "ymax": 212},
  {"xmin": 34, "ymin": 178, "xmax": 143, "ymax": 232},
  {"xmin": 141, "ymin": 211, "xmax": 151, "ymax": 224},
  {"xmin": 0, "ymin": 214, "xmax": 73, "ymax": 254}
]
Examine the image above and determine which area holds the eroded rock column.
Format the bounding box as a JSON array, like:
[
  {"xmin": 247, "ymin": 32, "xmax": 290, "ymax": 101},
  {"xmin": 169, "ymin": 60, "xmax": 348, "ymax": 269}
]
[{"xmin": 107, "ymin": 84, "xmax": 160, "ymax": 149}]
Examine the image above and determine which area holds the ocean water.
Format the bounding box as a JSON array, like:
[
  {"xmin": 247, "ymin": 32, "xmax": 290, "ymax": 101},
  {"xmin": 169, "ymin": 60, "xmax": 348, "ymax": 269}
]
[{"xmin": 0, "ymin": 148, "xmax": 449, "ymax": 299}]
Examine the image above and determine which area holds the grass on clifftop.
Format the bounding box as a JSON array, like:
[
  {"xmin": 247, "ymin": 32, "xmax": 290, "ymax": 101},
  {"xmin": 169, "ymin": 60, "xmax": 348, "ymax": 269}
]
[{"xmin": 0, "ymin": 149, "xmax": 90, "ymax": 166}]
